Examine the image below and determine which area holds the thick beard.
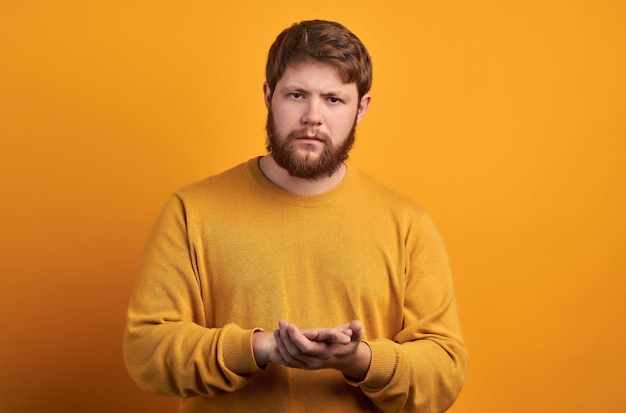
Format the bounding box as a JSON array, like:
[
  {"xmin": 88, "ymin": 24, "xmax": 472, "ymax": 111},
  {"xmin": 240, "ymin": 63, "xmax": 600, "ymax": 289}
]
[{"xmin": 265, "ymin": 110, "xmax": 356, "ymax": 180}]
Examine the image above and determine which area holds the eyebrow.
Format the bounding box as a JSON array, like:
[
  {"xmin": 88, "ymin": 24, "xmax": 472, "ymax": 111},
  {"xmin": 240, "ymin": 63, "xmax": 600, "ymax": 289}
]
[{"xmin": 279, "ymin": 84, "xmax": 348, "ymax": 97}]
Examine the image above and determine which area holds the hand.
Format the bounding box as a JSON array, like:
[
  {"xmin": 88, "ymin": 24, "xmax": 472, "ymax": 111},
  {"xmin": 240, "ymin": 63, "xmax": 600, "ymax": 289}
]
[
  {"xmin": 251, "ymin": 331, "xmax": 285, "ymax": 368},
  {"xmin": 273, "ymin": 320, "xmax": 371, "ymax": 380},
  {"xmin": 250, "ymin": 324, "xmax": 353, "ymax": 368},
  {"xmin": 301, "ymin": 320, "xmax": 364, "ymax": 344}
]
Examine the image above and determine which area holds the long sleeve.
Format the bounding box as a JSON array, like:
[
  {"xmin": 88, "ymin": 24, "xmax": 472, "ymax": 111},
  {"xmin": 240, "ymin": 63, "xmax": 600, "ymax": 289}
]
[
  {"xmin": 356, "ymin": 214, "xmax": 468, "ymax": 412},
  {"xmin": 122, "ymin": 159, "xmax": 467, "ymax": 412},
  {"xmin": 123, "ymin": 194, "xmax": 262, "ymax": 398}
]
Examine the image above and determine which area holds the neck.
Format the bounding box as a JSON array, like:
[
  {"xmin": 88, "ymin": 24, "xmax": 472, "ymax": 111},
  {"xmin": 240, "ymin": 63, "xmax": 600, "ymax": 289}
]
[{"xmin": 258, "ymin": 155, "xmax": 347, "ymax": 196}]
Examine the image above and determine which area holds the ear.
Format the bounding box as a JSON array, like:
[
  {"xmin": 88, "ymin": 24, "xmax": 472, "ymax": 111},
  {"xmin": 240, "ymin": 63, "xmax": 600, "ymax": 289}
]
[
  {"xmin": 263, "ymin": 82, "xmax": 272, "ymax": 110},
  {"xmin": 355, "ymin": 93, "xmax": 371, "ymax": 124}
]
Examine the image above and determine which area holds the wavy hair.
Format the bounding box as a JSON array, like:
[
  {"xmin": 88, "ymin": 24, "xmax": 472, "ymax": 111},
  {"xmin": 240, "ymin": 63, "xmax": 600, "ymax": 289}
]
[{"xmin": 265, "ymin": 20, "xmax": 373, "ymax": 99}]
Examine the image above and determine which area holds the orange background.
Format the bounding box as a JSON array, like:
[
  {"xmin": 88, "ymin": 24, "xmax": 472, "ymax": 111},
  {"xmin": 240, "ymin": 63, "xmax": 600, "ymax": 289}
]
[{"xmin": 1, "ymin": 1, "xmax": 625, "ymax": 412}]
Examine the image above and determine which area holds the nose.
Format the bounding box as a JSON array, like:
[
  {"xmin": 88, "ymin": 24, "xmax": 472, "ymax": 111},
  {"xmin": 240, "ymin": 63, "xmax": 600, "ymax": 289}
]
[{"xmin": 301, "ymin": 98, "xmax": 323, "ymax": 126}]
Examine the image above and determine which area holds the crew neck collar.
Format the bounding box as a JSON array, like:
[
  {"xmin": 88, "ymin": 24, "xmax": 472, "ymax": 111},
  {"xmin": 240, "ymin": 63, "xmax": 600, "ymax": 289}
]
[{"xmin": 246, "ymin": 157, "xmax": 356, "ymax": 207}]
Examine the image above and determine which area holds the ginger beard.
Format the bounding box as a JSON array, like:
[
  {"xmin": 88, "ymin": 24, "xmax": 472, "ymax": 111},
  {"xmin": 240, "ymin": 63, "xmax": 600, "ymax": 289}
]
[{"xmin": 265, "ymin": 109, "xmax": 357, "ymax": 180}]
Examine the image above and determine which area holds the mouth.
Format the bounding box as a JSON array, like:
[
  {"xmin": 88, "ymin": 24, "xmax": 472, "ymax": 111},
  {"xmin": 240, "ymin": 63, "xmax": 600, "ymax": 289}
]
[
  {"xmin": 295, "ymin": 134, "xmax": 326, "ymax": 143},
  {"xmin": 297, "ymin": 137, "xmax": 322, "ymax": 142}
]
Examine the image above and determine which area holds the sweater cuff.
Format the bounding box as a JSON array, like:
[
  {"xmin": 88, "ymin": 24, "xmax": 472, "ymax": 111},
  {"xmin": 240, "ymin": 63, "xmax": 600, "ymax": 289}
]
[
  {"xmin": 348, "ymin": 339, "xmax": 396, "ymax": 389},
  {"xmin": 221, "ymin": 324, "xmax": 263, "ymax": 375}
]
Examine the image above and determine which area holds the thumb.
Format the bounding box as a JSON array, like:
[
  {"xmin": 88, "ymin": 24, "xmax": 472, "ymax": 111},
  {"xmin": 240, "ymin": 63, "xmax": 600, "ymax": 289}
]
[{"xmin": 348, "ymin": 320, "xmax": 364, "ymax": 341}]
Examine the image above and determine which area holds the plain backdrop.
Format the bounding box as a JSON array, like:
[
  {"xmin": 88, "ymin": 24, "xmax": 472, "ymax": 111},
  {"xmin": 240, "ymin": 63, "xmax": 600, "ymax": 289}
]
[{"xmin": 1, "ymin": 1, "xmax": 625, "ymax": 412}]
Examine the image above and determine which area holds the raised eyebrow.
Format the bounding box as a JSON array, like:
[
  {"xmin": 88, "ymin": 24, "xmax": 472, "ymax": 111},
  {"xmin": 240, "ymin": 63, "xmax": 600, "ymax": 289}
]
[
  {"xmin": 278, "ymin": 85, "xmax": 307, "ymax": 93},
  {"xmin": 279, "ymin": 85, "xmax": 347, "ymax": 96},
  {"xmin": 322, "ymin": 91, "xmax": 346, "ymax": 97},
  {"xmin": 279, "ymin": 85, "xmax": 349, "ymax": 101}
]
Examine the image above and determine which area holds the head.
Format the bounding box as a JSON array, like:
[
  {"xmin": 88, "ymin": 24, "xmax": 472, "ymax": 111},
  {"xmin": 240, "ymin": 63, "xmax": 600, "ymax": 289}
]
[
  {"xmin": 264, "ymin": 20, "xmax": 373, "ymax": 180},
  {"xmin": 265, "ymin": 20, "xmax": 373, "ymax": 101}
]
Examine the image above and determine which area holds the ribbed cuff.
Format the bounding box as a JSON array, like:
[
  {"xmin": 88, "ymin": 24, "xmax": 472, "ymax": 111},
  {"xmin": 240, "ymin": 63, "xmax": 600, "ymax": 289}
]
[
  {"xmin": 355, "ymin": 339, "xmax": 397, "ymax": 389},
  {"xmin": 222, "ymin": 324, "xmax": 263, "ymax": 375}
]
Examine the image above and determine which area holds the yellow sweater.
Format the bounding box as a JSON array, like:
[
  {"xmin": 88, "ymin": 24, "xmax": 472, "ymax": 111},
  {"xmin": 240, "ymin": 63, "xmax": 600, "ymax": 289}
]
[{"xmin": 124, "ymin": 158, "xmax": 468, "ymax": 412}]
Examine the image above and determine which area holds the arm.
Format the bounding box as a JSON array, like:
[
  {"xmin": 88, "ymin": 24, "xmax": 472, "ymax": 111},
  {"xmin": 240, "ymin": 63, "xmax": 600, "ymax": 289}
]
[
  {"xmin": 249, "ymin": 214, "xmax": 467, "ymax": 412},
  {"xmin": 123, "ymin": 195, "xmax": 262, "ymax": 397},
  {"xmin": 356, "ymin": 213, "xmax": 469, "ymax": 412}
]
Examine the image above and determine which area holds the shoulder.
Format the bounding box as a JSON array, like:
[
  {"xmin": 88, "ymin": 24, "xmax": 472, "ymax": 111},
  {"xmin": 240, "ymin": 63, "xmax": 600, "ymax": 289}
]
[
  {"xmin": 349, "ymin": 166, "xmax": 426, "ymax": 216},
  {"xmin": 174, "ymin": 159, "xmax": 254, "ymax": 200},
  {"xmin": 154, "ymin": 159, "xmax": 259, "ymax": 220}
]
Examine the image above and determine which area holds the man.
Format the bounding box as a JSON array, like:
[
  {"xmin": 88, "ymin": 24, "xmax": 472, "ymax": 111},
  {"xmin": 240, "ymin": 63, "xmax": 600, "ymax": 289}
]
[{"xmin": 124, "ymin": 20, "xmax": 468, "ymax": 412}]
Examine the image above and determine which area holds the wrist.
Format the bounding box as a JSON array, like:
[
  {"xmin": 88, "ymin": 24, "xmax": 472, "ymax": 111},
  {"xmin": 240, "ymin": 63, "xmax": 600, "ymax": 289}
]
[
  {"xmin": 340, "ymin": 341, "xmax": 372, "ymax": 381},
  {"xmin": 251, "ymin": 331, "xmax": 273, "ymax": 368}
]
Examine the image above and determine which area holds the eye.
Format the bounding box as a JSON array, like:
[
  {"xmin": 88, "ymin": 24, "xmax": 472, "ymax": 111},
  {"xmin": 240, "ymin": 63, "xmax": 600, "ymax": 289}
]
[
  {"xmin": 290, "ymin": 93, "xmax": 304, "ymax": 99},
  {"xmin": 328, "ymin": 96, "xmax": 342, "ymax": 104}
]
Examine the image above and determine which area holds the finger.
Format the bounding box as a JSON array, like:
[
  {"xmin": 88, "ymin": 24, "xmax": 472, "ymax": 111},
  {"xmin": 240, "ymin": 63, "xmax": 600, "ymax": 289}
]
[
  {"xmin": 301, "ymin": 329, "xmax": 320, "ymax": 341},
  {"xmin": 302, "ymin": 325, "xmax": 349, "ymax": 342},
  {"xmin": 286, "ymin": 323, "xmax": 339, "ymax": 360},
  {"xmin": 274, "ymin": 329, "xmax": 306, "ymax": 368},
  {"xmin": 280, "ymin": 322, "xmax": 318, "ymax": 362},
  {"xmin": 278, "ymin": 320, "xmax": 302, "ymax": 354},
  {"xmin": 273, "ymin": 329, "xmax": 290, "ymax": 361},
  {"xmin": 315, "ymin": 326, "xmax": 352, "ymax": 344},
  {"xmin": 284, "ymin": 323, "xmax": 314, "ymax": 353},
  {"xmin": 348, "ymin": 320, "xmax": 364, "ymax": 341}
]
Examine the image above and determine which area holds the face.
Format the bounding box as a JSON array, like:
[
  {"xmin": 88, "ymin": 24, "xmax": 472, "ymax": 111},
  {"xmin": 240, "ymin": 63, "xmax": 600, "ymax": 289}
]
[{"xmin": 264, "ymin": 61, "xmax": 370, "ymax": 180}]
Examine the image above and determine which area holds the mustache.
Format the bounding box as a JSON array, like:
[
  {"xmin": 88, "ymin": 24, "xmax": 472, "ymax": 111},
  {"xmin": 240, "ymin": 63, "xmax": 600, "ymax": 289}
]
[{"xmin": 286, "ymin": 129, "xmax": 332, "ymax": 143}]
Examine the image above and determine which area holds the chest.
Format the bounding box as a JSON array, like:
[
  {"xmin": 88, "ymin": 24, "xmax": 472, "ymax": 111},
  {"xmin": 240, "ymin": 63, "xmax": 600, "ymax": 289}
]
[{"xmin": 191, "ymin": 205, "xmax": 409, "ymax": 329}]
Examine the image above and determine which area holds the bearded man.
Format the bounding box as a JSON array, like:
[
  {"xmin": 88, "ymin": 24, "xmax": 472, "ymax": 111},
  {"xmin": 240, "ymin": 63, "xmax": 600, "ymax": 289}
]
[{"xmin": 124, "ymin": 19, "xmax": 468, "ymax": 413}]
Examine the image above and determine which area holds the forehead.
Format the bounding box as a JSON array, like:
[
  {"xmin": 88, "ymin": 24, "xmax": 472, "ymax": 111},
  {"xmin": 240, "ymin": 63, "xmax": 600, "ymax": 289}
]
[{"xmin": 277, "ymin": 61, "xmax": 358, "ymax": 95}]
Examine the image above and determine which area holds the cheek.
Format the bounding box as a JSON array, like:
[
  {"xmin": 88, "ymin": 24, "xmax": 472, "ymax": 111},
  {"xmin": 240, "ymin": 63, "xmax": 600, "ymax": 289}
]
[
  {"xmin": 331, "ymin": 112, "xmax": 358, "ymax": 134},
  {"xmin": 272, "ymin": 105, "xmax": 299, "ymax": 126}
]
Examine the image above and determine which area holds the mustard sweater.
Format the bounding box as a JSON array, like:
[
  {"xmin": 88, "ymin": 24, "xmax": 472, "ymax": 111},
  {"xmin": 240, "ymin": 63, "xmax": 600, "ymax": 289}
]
[{"xmin": 124, "ymin": 158, "xmax": 468, "ymax": 413}]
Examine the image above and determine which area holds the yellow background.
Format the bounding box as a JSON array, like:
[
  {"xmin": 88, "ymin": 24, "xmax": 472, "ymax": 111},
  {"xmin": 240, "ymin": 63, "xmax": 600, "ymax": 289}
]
[{"xmin": 1, "ymin": 1, "xmax": 624, "ymax": 411}]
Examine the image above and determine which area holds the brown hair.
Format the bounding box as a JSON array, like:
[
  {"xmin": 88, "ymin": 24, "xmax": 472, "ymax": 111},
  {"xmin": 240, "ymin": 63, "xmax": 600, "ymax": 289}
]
[{"xmin": 265, "ymin": 20, "xmax": 373, "ymax": 99}]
